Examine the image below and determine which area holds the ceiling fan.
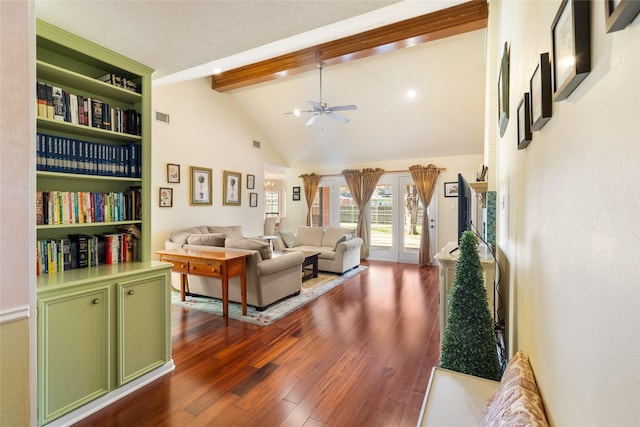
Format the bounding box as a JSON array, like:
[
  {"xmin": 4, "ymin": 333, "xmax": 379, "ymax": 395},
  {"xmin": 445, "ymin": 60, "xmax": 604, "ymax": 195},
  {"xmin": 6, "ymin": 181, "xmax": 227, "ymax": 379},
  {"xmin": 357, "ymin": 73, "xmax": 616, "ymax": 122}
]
[{"xmin": 285, "ymin": 62, "xmax": 357, "ymax": 126}]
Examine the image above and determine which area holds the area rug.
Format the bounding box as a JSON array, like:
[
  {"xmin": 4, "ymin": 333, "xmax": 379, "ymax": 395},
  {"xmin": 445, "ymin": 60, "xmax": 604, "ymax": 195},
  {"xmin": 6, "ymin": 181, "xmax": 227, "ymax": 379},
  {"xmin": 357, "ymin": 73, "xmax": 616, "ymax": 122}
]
[{"xmin": 171, "ymin": 265, "xmax": 367, "ymax": 326}]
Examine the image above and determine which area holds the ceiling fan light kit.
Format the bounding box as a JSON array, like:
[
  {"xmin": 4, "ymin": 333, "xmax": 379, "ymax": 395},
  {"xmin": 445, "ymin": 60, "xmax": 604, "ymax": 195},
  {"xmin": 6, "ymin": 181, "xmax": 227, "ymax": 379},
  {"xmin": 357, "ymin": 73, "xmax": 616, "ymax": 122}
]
[{"xmin": 285, "ymin": 62, "xmax": 357, "ymax": 126}]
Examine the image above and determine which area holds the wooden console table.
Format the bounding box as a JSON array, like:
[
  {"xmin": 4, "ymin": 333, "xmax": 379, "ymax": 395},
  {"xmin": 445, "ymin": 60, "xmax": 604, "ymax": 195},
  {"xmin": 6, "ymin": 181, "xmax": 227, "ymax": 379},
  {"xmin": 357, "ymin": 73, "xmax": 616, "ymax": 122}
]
[{"xmin": 155, "ymin": 248, "xmax": 250, "ymax": 326}]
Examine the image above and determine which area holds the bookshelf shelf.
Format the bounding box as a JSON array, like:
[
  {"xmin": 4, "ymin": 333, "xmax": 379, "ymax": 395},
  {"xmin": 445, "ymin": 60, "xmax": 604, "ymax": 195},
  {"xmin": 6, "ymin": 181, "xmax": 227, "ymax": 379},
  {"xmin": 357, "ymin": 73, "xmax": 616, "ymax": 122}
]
[
  {"xmin": 35, "ymin": 19, "xmax": 171, "ymax": 426},
  {"xmin": 37, "ymin": 60, "xmax": 142, "ymax": 104},
  {"xmin": 37, "ymin": 117, "xmax": 141, "ymax": 143}
]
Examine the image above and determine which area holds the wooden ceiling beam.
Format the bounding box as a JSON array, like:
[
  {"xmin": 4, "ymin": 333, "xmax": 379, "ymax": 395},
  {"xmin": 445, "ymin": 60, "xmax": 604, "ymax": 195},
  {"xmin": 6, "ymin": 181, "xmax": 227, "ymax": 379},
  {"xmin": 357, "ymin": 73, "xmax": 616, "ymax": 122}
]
[{"xmin": 211, "ymin": 0, "xmax": 488, "ymax": 92}]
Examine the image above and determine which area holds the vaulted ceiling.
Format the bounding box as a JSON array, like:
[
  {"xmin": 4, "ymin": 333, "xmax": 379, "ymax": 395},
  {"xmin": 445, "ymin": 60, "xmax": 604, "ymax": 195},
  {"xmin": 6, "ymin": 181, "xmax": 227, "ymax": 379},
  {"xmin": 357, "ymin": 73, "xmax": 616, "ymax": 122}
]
[{"xmin": 36, "ymin": 1, "xmax": 488, "ymax": 170}]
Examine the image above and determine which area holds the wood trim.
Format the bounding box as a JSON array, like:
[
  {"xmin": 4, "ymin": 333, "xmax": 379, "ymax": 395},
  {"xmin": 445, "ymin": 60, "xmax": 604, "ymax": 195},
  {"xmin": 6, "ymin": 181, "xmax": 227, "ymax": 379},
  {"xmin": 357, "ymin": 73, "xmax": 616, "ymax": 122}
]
[
  {"xmin": 212, "ymin": 1, "xmax": 488, "ymax": 92},
  {"xmin": 302, "ymin": 168, "xmax": 446, "ymax": 179}
]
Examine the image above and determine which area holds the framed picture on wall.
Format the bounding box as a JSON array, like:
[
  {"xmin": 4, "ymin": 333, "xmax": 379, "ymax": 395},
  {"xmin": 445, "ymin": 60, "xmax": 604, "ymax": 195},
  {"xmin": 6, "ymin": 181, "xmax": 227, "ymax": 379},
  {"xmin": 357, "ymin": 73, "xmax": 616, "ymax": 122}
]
[
  {"xmin": 250, "ymin": 192, "xmax": 258, "ymax": 207},
  {"xmin": 551, "ymin": 0, "xmax": 591, "ymax": 101},
  {"xmin": 292, "ymin": 186, "xmax": 301, "ymax": 194},
  {"xmin": 167, "ymin": 163, "xmax": 180, "ymax": 183},
  {"xmin": 497, "ymin": 41, "xmax": 510, "ymax": 137},
  {"xmin": 223, "ymin": 170, "xmax": 242, "ymax": 206},
  {"xmin": 517, "ymin": 93, "xmax": 532, "ymax": 150},
  {"xmin": 444, "ymin": 182, "xmax": 458, "ymax": 198},
  {"xmin": 247, "ymin": 174, "xmax": 255, "ymax": 189},
  {"xmin": 190, "ymin": 166, "xmax": 212, "ymax": 205},
  {"xmin": 159, "ymin": 187, "xmax": 173, "ymax": 207},
  {"xmin": 605, "ymin": 0, "xmax": 640, "ymax": 33},
  {"xmin": 529, "ymin": 52, "xmax": 552, "ymax": 131},
  {"xmin": 292, "ymin": 193, "xmax": 301, "ymax": 201}
]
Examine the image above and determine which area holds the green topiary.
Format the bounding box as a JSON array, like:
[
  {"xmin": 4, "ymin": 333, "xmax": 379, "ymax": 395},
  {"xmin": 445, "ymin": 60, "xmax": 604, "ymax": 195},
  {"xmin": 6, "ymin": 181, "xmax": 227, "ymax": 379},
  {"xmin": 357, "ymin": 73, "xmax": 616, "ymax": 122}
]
[{"xmin": 440, "ymin": 230, "xmax": 501, "ymax": 381}]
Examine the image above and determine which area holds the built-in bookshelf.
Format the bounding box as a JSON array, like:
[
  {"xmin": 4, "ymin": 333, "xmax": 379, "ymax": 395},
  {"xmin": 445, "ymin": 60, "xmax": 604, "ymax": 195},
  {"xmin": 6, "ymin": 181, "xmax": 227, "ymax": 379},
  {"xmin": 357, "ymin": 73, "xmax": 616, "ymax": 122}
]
[
  {"xmin": 36, "ymin": 20, "xmax": 150, "ymax": 276},
  {"xmin": 35, "ymin": 20, "xmax": 172, "ymax": 426}
]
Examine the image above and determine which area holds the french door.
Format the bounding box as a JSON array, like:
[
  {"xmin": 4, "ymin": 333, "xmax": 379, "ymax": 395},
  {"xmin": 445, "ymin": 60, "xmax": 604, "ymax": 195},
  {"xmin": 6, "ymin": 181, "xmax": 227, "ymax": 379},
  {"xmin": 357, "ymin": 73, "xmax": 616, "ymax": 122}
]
[{"xmin": 314, "ymin": 175, "xmax": 437, "ymax": 264}]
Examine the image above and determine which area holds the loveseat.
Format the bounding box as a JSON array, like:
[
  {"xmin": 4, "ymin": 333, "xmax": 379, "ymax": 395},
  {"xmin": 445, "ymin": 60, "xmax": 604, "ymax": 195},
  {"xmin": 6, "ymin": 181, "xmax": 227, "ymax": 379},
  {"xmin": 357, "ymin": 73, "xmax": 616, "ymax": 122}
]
[
  {"xmin": 165, "ymin": 225, "xmax": 304, "ymax": 310},
  {"xmin": 273, "ymin": 226, "xmax": 363, "ymax": 274}
]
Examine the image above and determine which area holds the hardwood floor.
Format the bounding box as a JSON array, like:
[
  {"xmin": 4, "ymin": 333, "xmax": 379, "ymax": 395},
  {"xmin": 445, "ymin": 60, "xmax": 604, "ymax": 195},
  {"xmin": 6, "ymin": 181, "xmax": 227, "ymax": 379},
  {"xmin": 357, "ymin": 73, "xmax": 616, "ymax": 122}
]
[{"xmin": 75, "ymin": 261, "xmax": 441, "ymax": 427}]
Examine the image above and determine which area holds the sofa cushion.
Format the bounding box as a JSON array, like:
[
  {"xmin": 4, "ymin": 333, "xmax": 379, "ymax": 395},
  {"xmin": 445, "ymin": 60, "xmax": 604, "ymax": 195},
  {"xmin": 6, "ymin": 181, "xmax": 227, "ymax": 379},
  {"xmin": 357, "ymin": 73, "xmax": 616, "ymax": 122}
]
[
  {"xmin": 332, "ymin": 233, "xmax": 354, "ymax": 251},
  {"xmin": 296, "ymin": 226, "xmax": 324, "ymax": 246},
  {"xmin": 279, "ymin": 230, "xmax": 301, "ymax": 248},
  {"xmin": 225, "ymin": 237, "xmax": 272, "ymax": 260},
  {"xmin": 187, "ymin": 233, "xmax": 226, "ymax": 247},
  {"xmin": 322, "ymin": 226, "xmax": 356, "ymax": 248},
  {"xmin": 170, "ymin": 226, "xmax": 209, "ymax": 244},
  {"xmin": 207, "ymin": 225, "xmax": 242, "ymax": 238},
  {"xmin": 480, "ymin": 351, "xmax": 549, "ymax": 426}
]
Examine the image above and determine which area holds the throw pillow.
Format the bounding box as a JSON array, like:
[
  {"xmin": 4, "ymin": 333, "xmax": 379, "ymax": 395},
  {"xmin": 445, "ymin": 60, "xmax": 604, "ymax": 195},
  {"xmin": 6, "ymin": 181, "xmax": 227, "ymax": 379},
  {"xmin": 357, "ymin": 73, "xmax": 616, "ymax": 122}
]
[
  {"xmin": 187, "ymin": 233, "xmax": 226, "ymax": 247},
  {"xmin": 279, "ymin": 231, "xmax": 301, "ymax": 248},
  {"xmin": 225, "ymin": 237, "xmax": 272, "ymax": 260},
  {"xmin": 480, "ymin": 351, "xmax": 549, "ymax": 427},
  {"xmin": 333, "ymin": 233, "xmax": 354, "ymax": 251},
  {"xmin": 169, "ymin": 226, "xmax": 207, "ymax": 245}
]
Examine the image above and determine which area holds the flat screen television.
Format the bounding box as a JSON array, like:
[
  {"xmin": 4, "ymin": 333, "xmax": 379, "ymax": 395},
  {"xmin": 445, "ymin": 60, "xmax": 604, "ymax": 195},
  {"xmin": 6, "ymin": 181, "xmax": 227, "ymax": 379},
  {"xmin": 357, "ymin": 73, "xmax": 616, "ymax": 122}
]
[{"xmin": 457, "ymin": 173, "xmax": 473, "ymax": 242}]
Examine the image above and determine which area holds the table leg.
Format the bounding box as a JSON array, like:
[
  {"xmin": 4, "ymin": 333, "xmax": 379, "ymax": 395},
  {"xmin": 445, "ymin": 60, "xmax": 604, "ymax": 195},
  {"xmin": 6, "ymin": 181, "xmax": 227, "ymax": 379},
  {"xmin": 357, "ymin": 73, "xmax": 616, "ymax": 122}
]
[
  {"xmin": 222, "ymin": 275, "xmax": 229, "ymax": 326},
  {"xmin": 312, "ymin": 257, "xmax": 319, "ymax": 278},
  {"xmin": 180, "ymin": 273, "xmax": 187, "ymax": 301},
  {"xmin": 241, "ymin": 259, "xmax": 247, "ymax": 316}
]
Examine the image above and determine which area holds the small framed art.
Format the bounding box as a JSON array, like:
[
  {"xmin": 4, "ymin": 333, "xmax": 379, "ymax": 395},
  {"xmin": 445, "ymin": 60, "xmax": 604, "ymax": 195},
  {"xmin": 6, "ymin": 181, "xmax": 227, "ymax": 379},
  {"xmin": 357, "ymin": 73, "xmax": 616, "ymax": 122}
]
[
  {"xmin": 497, "ymin": 41, "xmax": 510, "ymax": 137},
  {"xmin": 551, "ymin": 0, "xmax": 591, "ymax": 102},
  {"xmin": 517, "ymin": 93, "xmax": 532, "ymax": 150},
  {"xmin": 292, "ymin": 193, "xmax": 301, "ymax": 201},
  {"xmin": 444, "ymin": 182, "xmax": 458, "ymax": 198},
  {"xmin": 292, "ymin": 186, "xmax": 301, "ymax": 194},
  {"xmin": 247, "ymin": 174, "xmax": 255, "ymax": 189},
  {"xmin": 159, "ymin": 187, "xmax": 173, "ymax": 207},
  {"xmin": 605, "ymin": 0, "xmax": 640, "ymax": 33},
  {"xmin": 167, "ymin": 163, "xmax": 180, "ymax": 183},
  {"xmin": 223, "ymin": 170, "xmax": 242, "ymax": 206},
  {"xmin": 529, "ymin": 52, "xmax": 552, "ymax": 131},
  {"xmin": 190, "ymin": 166, "xmax": 212, "ymax": 205},
  {"xmin": 250, "ymin": 192, "xmax": 258, "ymax": 207}
]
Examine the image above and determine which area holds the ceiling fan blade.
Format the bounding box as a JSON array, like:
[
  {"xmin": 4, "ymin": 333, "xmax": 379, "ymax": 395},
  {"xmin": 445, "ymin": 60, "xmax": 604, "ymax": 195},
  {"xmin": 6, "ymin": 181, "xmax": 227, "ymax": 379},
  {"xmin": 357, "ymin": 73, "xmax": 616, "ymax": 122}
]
[
  {"xmin": 305, "ymin": 114, "xmax": 321, "ymax": 126},
  {"xmin": 328, "ymin": 104, "xmax": 357, "ymax": 112},
  {"xmin": 326, "ymin": 111, "xmax": 350, "ymax": 124},
  {"xmin": 308, "ymin": 100, "xmax": 323, "ymax": 111}
]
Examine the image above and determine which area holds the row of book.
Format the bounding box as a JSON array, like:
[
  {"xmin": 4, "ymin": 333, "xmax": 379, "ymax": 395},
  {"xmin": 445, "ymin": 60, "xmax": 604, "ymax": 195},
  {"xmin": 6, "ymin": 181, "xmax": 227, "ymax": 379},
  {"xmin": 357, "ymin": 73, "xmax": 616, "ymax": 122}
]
[
  {"xmin": 36, "ymin": 188, "xmax": 141, "ymax": 225},
  {"xmin": 36, "ymin": 81, "xmax": 142, "ymax": 135},
  {"xmin": 36, "ymin": 133, "xmax": 141, "ymax": 177},
  {"xmin": 97, "ymin": 72, "xmax": 140, "ymax": 94},
  {"xmin": 36, "ymin": 232, "xmax": 139, "ymax": 275}
]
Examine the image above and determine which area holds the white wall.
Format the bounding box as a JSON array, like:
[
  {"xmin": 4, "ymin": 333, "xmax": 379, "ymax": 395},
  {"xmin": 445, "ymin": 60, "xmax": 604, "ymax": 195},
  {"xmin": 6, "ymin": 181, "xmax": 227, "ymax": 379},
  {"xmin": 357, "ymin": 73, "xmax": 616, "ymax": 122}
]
[
  {"xmin": 0, "ymin": 1, "xmax": 36, "ymax": 425},
  {"xmin": 151, "ymin": 77, "xmax": 287, "ymax": 252},
  {"xmin": 494, "ymin": 1, "xmax": 640, "ymax": 425}
]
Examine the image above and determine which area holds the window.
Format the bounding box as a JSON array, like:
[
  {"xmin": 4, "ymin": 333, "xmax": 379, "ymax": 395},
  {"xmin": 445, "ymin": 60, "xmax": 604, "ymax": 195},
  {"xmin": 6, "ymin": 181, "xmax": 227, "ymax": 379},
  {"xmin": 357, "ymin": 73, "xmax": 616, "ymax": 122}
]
[{"xmin": 265, "ymin": 191, "xmax": 279, "ymax": 217}]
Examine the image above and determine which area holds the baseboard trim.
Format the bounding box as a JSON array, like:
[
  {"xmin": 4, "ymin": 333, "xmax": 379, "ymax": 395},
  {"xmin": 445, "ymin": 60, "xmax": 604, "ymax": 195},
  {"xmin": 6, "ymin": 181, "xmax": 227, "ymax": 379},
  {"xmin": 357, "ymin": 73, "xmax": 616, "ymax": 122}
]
[
  {"xmin": 0, "ymin": 305, "xmax": 30, "ymax": 325},
  {"xmin": 45, "ymin": 360, "xmax": 175, "ymax": 427}
]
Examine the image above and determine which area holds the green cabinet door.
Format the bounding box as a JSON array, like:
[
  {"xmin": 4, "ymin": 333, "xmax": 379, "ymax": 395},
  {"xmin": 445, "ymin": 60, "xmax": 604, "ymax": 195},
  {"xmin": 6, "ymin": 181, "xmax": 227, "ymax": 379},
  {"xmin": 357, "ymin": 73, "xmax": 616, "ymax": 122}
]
[
  {"xmin": 117, "ymin": 272, "xmax": 170, "ymax": 385},
  {"xmin": 38, "ymin": 287, "xmax": 111, "ymax": 425}
]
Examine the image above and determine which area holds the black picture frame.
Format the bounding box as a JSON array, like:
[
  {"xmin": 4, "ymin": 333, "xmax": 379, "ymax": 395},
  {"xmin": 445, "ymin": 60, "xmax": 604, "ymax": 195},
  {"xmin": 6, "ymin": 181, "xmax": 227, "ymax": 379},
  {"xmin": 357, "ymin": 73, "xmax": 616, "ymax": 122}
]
[
  {"xmin": 292, "ymin": 193, "xmax": 301, "ymax": 201},
  {"xmin": 444, "ymin": 182, "xmax": 458, "ymax": 198},
  {"xmin": 497, "ymin": 41, "xmax": 510, "ymax": 137},
  {"xmin": 517, "ymin": 93, "xmax": 532, "ymax": 150},
  {"xmin": 249, "ymin": 192, "xmax": 258, "ymax": 207},
  {"xmin": 159, "ymin": 187, "xmax": 173, "ymax": 207},
  {"xmin": 529, "ymin": 53, "xmax": 553, "ymax": 131},
  {"xmin": 605, "ymin": 0, "xmax": 640, "ymax": 33},
  {"xmin": 551, "ymin": 0, "xmax": 591, "ymax": 102},
  {"xmin": 292, "ymin": 186, "xmax": 301, "ymax": 194},
  {"xmin": 247, "ymin": 174, "xmax": 255, "ymax": 189}
]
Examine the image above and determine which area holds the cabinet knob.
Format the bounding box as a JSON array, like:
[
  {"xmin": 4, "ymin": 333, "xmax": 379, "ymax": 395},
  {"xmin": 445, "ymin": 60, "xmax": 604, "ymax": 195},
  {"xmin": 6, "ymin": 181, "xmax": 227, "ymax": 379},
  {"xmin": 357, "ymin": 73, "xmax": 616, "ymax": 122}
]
[
  {"xmin": 128, "ymin": 290, "xmax": 135, "ymax": 295},
  {"xmin": 92, "ymin": 298, "xmax": 100, "ymax": 304}
]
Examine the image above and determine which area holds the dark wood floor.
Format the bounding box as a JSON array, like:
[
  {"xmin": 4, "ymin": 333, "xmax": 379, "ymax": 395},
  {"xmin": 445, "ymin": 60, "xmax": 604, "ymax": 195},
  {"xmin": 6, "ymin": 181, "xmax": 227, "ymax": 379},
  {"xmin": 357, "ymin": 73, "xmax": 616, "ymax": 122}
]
[{"xmin": 75, "ymin": 261, "xmax": 441, "ymax": 427}]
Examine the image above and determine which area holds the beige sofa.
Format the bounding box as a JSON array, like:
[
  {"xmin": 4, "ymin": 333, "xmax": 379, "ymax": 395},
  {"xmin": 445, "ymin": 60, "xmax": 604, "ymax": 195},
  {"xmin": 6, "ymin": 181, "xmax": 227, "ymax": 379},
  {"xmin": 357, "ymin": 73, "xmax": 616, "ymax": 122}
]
[
  {"xmin": 274, "ymin": 226, "xmax": 363, "ymax": 274},
  {"xmin": 165, "ymin": 225, "xmax": 304, "ymax": 310}
]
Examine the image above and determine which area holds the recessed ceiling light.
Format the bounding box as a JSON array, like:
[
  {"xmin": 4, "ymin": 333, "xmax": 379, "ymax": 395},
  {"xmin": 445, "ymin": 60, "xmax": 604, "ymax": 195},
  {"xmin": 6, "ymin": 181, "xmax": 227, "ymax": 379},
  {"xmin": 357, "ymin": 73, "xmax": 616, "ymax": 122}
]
[{"xmin": 407, "ymin": 89, "xmax": 417, "ymax": 99}]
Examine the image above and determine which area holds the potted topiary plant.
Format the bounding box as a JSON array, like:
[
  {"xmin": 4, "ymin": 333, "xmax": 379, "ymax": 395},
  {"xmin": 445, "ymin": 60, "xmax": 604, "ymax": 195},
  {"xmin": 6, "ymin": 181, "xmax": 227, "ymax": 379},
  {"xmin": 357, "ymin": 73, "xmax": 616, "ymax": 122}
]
[{"xmin": 440, "ymin": 230, "xmax": 501, "ymax": 381}]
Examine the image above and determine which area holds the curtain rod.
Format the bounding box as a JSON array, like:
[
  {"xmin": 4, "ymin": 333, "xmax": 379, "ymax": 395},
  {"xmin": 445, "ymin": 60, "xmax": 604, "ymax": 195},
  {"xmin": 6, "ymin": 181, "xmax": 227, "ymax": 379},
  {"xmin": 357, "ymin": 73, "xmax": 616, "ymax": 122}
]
[{"xmin": 306, "ymin": 167, "xmax": 446, "ymax": 178}]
